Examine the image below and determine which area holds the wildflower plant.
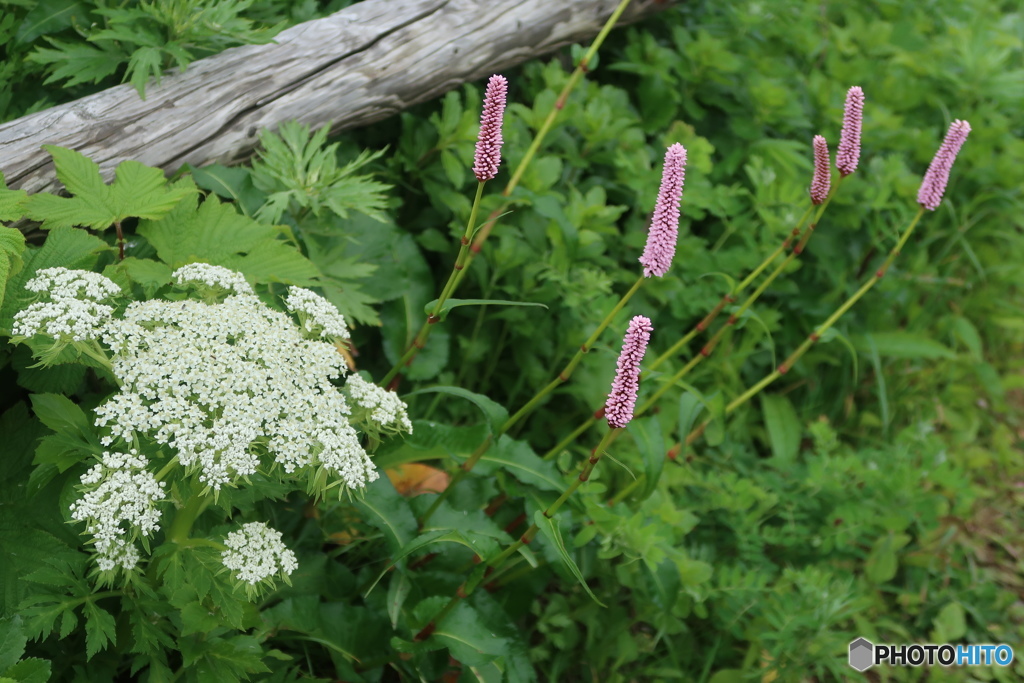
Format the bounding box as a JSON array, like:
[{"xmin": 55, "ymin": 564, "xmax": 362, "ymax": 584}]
[{"xmin": 0, "ymin": 1, "xmax": 1007, "ymax": 680}]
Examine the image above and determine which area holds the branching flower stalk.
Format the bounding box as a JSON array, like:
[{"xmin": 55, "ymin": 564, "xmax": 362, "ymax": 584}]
[
  {"xmin": 415, "ymin": 315, "xmax": 651, "ymax": 642},
  {"xmin": 382, "ymin": 0, "xmax": 634, "ymax": 388},
  {"xmin": 672, "ymin": 118, "xmax": 970, "ymax": 457}
]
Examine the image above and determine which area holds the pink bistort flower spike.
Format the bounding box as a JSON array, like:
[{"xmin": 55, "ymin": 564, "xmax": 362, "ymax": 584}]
[
  {"xmin": 472, "ymin": 75, "xmax": 508, "ymax": 182},
  {"xmin": 836, "ymin": 86, "xmax": 864, "ymax": 176},
  {"xmin": 639, "ymin": 143, "xmax": 687, "ymax": 278},
  {"xmin": 917, "ymin": 119, "xmax": 971, "ymax": 211},
  {"xmin": 605, "ymin": 315, "xmax": 654, "ymax": 429},
  {"xmin": 810, "ymin": 135, "xmax": 831, "ymax": 205}
]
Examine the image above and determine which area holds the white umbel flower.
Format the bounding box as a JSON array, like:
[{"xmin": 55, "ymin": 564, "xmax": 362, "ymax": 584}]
[
  {"xmin": 344, "ymin": 374, "xmax": 413, "ymax": 434},
  {"xmin": 173, "ymin": 263, "xmax": 254, "ymax": 295},
  {"xmin": 221, "ymin": 522, "xmax": 298, "ymax": 585},
  {"xmin": 95, "ymin": 278, "xmax": 378, "ymax": 491},
  {"xmin": 12, "ymin": 267, "xmax": 120, "ymax": 341},
  {"xmin": 285, "ymin": 286, "xmax": 350, "ymax": 340},
  {"xmin": 69, "ymin": 450, "xmax": 166, "ymax": 571}
]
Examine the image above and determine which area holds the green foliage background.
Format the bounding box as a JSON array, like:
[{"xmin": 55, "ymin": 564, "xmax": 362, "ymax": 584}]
[{"xmin": 1, "ymin": 0, "xmax": 1023, "ymax": 681}]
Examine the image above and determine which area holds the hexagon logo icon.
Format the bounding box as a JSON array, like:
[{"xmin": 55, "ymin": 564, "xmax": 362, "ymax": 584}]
[{"xmin": 849, "ymin": 638, "xmax": 874, "ymax": 672}]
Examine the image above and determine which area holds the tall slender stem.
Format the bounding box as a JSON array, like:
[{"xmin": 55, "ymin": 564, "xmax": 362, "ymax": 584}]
[
  {"xmin": 383, "ymin": 0, "xmax": 634, "ymax": 387},
  {"xmin": 684, "ymin": 207, "xmax": 926, "ymax": 448}
]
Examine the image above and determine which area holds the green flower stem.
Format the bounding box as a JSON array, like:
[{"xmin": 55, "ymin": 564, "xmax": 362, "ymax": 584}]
[
  {"xmin": 153, "ymin": 454, "xmax": 180, "ymax": 482},
  {"xmin": 681, "ymin": 206, "xmax": 927, "ymax": 452},
  {"xmin": 507, "ymin": 273, "xmax": 645, "ymax": 431},
  {"xmin": 419, "ymin": 274, "xmax": 643, "ymax": 524},
  {"xmin": 381, "ymin": 2, "xmax": 633, "ymax": 388},
  {"xmin": 380, "ymin": 182, "xmax": 487, "ymax": 388},
  {"xmin": 167, "ymin": 493, "xmax": 212, "ymax": 545}
]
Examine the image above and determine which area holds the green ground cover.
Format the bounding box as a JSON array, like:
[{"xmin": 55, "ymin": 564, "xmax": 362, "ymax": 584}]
[{"xmin": 0, "ymin": 0, "xmax": 1022, "ymax": 681}]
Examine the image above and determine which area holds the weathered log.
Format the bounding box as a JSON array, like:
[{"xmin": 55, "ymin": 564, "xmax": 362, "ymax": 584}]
[{"xmin": 0, "ymin": 0, "xmax": 672, "ymax": 195}]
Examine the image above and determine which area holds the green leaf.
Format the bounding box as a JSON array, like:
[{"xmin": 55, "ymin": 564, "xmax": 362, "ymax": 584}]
[
  {"xmin": 386, "ymin": 572, "xmax": 411, "ymax": 629},
  {"xmin": 433, "ymin": 602, "xmax": 511, "ymax": 667},
  {"xmin": 28, "ymin": 39, "xmax": 123, "ymax": 87},
  {"xmin": 423, "ymin": 298, "xmax": 548, "ymax": 323},
  {"xmin": 352, "ymin": 477, "xmax": 417, "ymax": 553},
  {"xmin": 627, "ymin": 416, "xmax": 664, "ymax": 501},
  {"xmin": 16, "ymin": 0, "xmax": 88, "ymax": 44},
  {"xmin": 126, "ymin": 46, "xmax": 162, "ymax": 97},
  {"xmin": 533, "ymin": 511, "xmax": 605, "ymax": 606},
  {"xmin": 760, "ymin": 394, "xmax": 801, "ymax": 464},
  {"xmin": 931, "ymin": 602, "xmax": 967, "ymax": 642},
  {"xmin": 0, "ymin": 228, "xmax": 27, "ymax": 313},
  {"xmin": 29, "ymin": 393, "xmax": 93, "ymax": 438},
  {"xmin": 0, "ymin": 616, "xmax": 27, "ymax": 671},
  {"xmin": 188, "ymin": 164, "xmax": 263, "ymax": 217},
  {"xmin": 851, "ymin": 331, "xmax": 956, "ymax": 360},
  {"xmin": 23, "ymin": 147, "xmax": 192, "ymax": 230},
  {"xmin": 103, "ymin": 257, "xmax": 172, "ymax": 298},
  {"xmin": 3, "ymin": 658, "xmax": 51, "ymax": 683},
  {"xmin": 83, "ymin": 603, "xmax": 116, "ymax": 660},
  {"xmin": 0, "ymin": 176, "xmax": 28, "ymax": 222},
  {"xmin": 365, "ymin": 530, "xmax": 498, "ymax": 596},
  {"xmin": 403, "ymin": 386, "xmax": 508, "ymax": 436},
  {"xmin": 475, "ymin": 436, "xmax": 563, "ymax": 492},
  {"xmin": 221, "ymin": 239, "xmax": 321, "ymax": 286},
  {"xmin": 865, "ymin": 533, "xmax": 911, "ymax": 584}
]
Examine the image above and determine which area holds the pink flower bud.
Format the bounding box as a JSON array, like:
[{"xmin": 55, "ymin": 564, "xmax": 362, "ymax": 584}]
[
  {"xmin": 810, "ymin": 135, "xmax": 831, "ymax": 205},
  {"xmin": 836, "ymin": 86, "xmax": 864, "ymax": 176},
  {"xmin": 605, "ymin": 315, "xmax": 654, "ymax": 429},
  {"xmin": 639, "ymin": 144, "xmax": 687, "ymax": 278},
  {"xmin": 472, "ymin": 75, "xmax": 508, "ymax": 182},
  {"xmin": 917, "ymin": 120, "xmax": 971, "ymax": 211}
]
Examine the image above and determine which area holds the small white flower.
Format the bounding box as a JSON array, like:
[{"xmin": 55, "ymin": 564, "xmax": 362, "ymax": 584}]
[
  {"xmin": 173, "ymin": 263, "xmax": 254, "ymax": 295},
  {"xmin": 95, "ymin": 274, "xmax": 377, "ymax": 491},
  {"xmin": 13, "ymin": 267, "xmax": 120, "ymax": 341},
  {"xmin": 221, "ymin": 522, "xmax": 298, "ymax": 585},
  {"xmin": 285, "ymin": 286, "xmax": 350, "ymax": 340},
  {"xmin": 344, "ymin": 374, "xmax": 413, "ymax": 434},
  {"xmin": 69, "ymin": 449, "xmax": 166, "ymax": 571}
]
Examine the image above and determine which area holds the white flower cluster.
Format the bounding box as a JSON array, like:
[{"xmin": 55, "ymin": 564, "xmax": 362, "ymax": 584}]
[
  {"xmin": 174, "ymin": 262, "xmax": 254, "ymax": 295},
  {"xmin": 12, "ymin": 267, "xmax": 121, "ymax": 341},
  {"xmin": 221, "ymin": 522, "xmax": 298, "ymax": 585},
  {"xmin": 345, "ymin": 374, "xmax": 413, "ymax": 434},
  {"xmin": 285, "ymin": 286, "xmax": 350, "ymax": 340},
  {"xmin": 69, "ymin": 450, "xmax": 166, "ymax": 571},
  {"xmin": 94, "ymin": 265, "xmax": 378, "ymax": 490}
]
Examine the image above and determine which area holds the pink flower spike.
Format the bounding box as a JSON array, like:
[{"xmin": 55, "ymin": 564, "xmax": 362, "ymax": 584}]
[
  {"xmin": 472, "ymin": 75, "xmax": 508, "ymax": 182},
  {"xmin": 836, "ymin": 86, "xmax": 864, "ymax": 176},
  {"xmin": 810, "ymin": 135, "xmax": 831, "ymax": 205},
  {"xmin": 917, "ymin": 119, "xmax": 971, "ymax": 211},
  {"xmin": 639, "ymin": 143, "xmax": 687, "ymax": 278},
  {"xmin": 605, "ymin": 315, "xmax": 654, "ymax": 429}
]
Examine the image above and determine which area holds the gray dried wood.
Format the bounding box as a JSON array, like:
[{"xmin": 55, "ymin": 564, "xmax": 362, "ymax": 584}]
[{"xmin": 0, "ymin": 0, "xmax": 671, "ymax": 195}]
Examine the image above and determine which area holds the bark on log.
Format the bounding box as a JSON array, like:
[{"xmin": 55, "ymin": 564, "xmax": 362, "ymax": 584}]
[{"xmin": 0, "ymin": 0, "xmax": 672, "ymax": 196}]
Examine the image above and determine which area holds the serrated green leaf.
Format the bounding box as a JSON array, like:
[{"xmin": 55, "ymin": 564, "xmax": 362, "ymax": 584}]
[
  {"xmin": 126, "ymin": 46, "xmax": 162, "ymax": 96},
  {"xmin": 365, "ymin": 530, "xmax": 495, "ymax": 596},
  {"xmin": 533, "ymin": 511, "xmax": 605, "ymax": 606},
  {"xmin": 3, "ymin": 657, "xmax": 51, "ymax": 683},
  {"xmin": 0, "ymin": 616, "xmax": 27, "ymax": 671},
  {"xmin": 83, "ymin": 602, "xmax": 116, "ymax": 660},
  {"xmin": 221, "ymin": 239, "xmax": 320, "ymax": 286},
  {"xmin": 29, "ymin": 39, "xmax": 123, "ymax": 87},
  {"xmin": 23, "ymin": 148, "xmax": 192, "ymax": 230},
  {"xmin": 188, "ymin": 164, "xmax": 263, "ymax": 217},
  {"xmin": 423, "ymin": 297, "xmax": 548, "ymax": 323}
]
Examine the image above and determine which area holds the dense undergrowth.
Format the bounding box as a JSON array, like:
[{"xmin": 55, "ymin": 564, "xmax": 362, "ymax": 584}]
[{"xmin": 1, "ymin": 0, "xmax": 1022, "ymax": 682}]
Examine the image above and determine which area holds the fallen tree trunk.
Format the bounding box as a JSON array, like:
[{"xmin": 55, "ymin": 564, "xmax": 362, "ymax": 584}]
[{"xmin": 0, "ymin": 0, "xmax": 671, "ymax": 195}]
